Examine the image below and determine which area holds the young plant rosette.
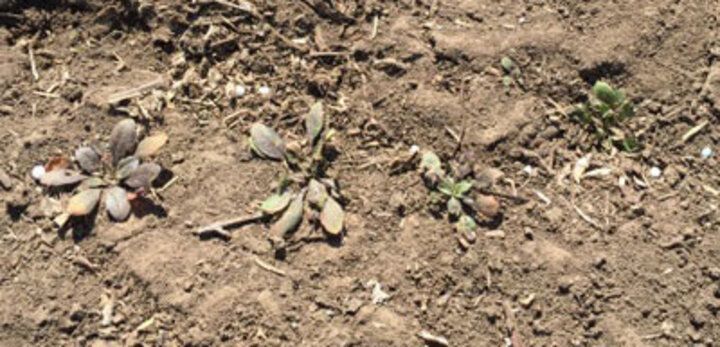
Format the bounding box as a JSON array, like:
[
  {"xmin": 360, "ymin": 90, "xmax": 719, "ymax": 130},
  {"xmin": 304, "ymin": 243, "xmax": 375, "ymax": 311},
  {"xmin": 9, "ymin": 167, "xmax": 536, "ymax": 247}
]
[
  {"xmin": 249, "ymin": 102, "xmax": 345, "ymax": 241},
  {"xmin": 36, "ymin": 119, "xmax": 168, "ymax": 227}
]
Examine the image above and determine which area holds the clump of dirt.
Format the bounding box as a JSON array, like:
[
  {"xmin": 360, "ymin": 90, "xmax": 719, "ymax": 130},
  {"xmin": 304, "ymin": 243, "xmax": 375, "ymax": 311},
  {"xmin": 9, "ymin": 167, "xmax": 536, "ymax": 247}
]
[{"xmin": 1, "ymin": 1, "xmax": 719, "ymax": 346}]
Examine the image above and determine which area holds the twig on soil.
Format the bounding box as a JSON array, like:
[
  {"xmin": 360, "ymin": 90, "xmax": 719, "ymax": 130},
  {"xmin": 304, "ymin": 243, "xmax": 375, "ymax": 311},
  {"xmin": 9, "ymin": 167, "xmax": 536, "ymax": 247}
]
[
  {"xmin": 681, "ymin": 119, "xmax": 708, "ymax": 143},
  {"xmin": 28, "ymin": 46, "xmax": 39, "ymax": 81},
  {"xmin": 503, "ymin": 301, "xmax": 523, "ymax": 347},
  {"xmin": 254, "ymin": 257, "xmax": 286, "ymax": 277},
  {"xmin": 480, "ymin": 188, "xmax": 529, "ymax": 204},
  {"xmin": 194, "ymin": 213, "xmax": 265, "ymax": 239},
  {"xmin": 563, "ymin": 197, "xmax": 604, "ymax": 231},
  {"xmin": 157, "ymin": 176, "xmax": 179, "ymax": 193},
  {"xmin": 370, "ymin": 15, "xmax": 379, "ymax": 39},
  {"xmin": 32, "ymin": 91, "xmax": 60, "ymax": 98}
]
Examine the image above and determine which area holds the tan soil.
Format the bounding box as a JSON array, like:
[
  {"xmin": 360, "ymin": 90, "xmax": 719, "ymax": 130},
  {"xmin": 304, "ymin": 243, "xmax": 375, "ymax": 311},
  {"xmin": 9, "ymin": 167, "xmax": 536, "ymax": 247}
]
[{"xmin": 1, "ymin": 1, "xmax": 719, "ymax": 346}]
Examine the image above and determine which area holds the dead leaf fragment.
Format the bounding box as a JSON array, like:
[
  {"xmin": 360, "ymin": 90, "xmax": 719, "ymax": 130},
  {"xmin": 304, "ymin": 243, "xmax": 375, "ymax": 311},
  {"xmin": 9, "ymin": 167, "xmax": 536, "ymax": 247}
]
[{"xmin": 573, "ymin": 154, "xmax": 591, "ymax": 183}]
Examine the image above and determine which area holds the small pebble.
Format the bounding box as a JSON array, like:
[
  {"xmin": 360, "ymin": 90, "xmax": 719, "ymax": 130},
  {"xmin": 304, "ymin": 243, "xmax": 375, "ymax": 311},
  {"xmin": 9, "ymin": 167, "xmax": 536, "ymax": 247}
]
[
  {"xmin": 701, "ymin": 146, "xmax": 713, "ymax": 159},
  {"xmin": 409, "ymin": 145, "xmax": 419, "ymax": 155},
  {"xmin": 31, "ymin": 165, "xmax": 46, "ymax": 180},
  {"xmin": 234, "ymin": 85, "xmax": 246, "ymax": 98},
  {"xmin": 522, "ymin": 165, "xmax": 534, "ymax": 176},
  {"xmin": 649, "ymin": 166, "xmax": 662, "ymax": 178},
  {"xmin": 258, "ymin": 86, "xmax": 271, "ymax": 95}
]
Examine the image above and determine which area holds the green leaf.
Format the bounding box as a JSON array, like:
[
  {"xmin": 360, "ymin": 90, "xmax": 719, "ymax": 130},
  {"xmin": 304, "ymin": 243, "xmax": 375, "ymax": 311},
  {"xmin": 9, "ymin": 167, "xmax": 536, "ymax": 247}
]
[
  {"xmin": 500, "ymin": 57, "xmax": 514, "ymax": 73},
  {"xmin": 447, "ymin": 197, "xmax": 462, "ymax": 217},
  {"xmin": 593, "ymin": 81, "xmax": 619, "ymax": 106},
  {"xmin": 250, "ymin": 123, "xmax": 286, "ymax": 160},
  {"xmin": 306, "ymin": 179, "xmax": 328, "ymax": 208},
  {"xmin": 320, "ymin": 197, "xmax": 344, "ymax": 235},
  {"xmin": 261, "ymin": 192, "xmax": 292, "ymax": 215},
  {"xmin": 420, "ymin": 151, "xmax": 442, "ymax": 175},
  {"xmin": 305, "ymin": 102, "xmax": 324, "ymax": 144},
  {"xmin": 618, "ymin": 101, "xmax": 634, "ymax": 120},
  {"xmin": 438, "ymin": 177, "xmax": 455, "ymax": 197},
  {"xmin": 270, "ymin": 192, "xmax": 305, "ymax": 237},
  {"xmin": 454, "ymin": 180, "xmax": 473, "ymax": 197},
  {"xmin": 455, "ymin": 215, "xmax": 477, "ymax": 234}
]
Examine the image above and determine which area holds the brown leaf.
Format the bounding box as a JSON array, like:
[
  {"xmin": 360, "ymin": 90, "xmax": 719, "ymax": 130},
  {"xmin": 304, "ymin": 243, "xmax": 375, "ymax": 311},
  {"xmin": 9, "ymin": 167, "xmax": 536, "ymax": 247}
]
[
  {"xmin": 250, "ymin": 123, "xmax": 285, "ymax": 160},
  {"xmin": 109, "ymin": 119, "xmax": 137, "ymax": 166},
  {"xmin": 104, "ymin": 187, "xmax": 131, "ymax": 221},
  {"xmin": 40, "ymin": 169, "xmax": 86, "ymax": 187},
  {"xmin": 66, "ymin": 189, "xmax": 101, "ymax": 216},
  {"xmin": 135, "ymin": 132, "xmax": 168, "ymax": 159},
  {"xmin": 44, "ymin": 155, "xmax": 70, "ymax": 172},
  {"xmin": 305, "ymin": 102, "xmax": 324, "ymax": 144},
  {"xmin": 320, "ymin": 197, "xmax": 344, "ymax": 235},
  {"xmin": 75, "ymin": 146, "xmax": 101, "ymax": 173},
  {"xmin": 270, "ymin": 191, "xmax": 304, "ymax": 237},
  {"xmin": 124, "ymin": 163, "xmax": 161, "ymax": 189}
]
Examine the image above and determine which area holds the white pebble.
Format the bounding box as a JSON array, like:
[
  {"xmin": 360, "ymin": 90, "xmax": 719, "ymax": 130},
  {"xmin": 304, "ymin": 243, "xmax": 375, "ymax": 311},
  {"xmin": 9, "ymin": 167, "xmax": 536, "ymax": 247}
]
[
  {"xmin": 258, "ymin": 86, "xmax": 271, "ymax": 95},
  {"xmin": 31, "ymin": 165, "xmax": 46, "ymax": 180},
  {"xmin": 522, "ymin": 165, "xmax": 534, "ymax": 176},
  {"xmin": 701, "ymin": 146, "xmax": 713, "ymax": 159},
  {"xmin": 235, "ymin": 85, "xmax": 246, "ymax": 98},
  {"xmin": 409, "ymin": 145, "xmax": 419, "ymax": 155},
  {"xmin": 649, "ymin": 166, "xmax": 662, "ymax": 178}
]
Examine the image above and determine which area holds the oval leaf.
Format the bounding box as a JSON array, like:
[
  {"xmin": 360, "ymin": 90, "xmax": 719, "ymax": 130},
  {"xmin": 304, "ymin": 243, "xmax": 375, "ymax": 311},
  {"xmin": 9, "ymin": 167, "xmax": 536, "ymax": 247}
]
[
  {"xmin": 75, "ymin": 146, "xmax": 101, "ymax": 173},
  {"xmin": 116, "ymin": 156, "xmax": 140, "ymax": 180},
  {"xmin": 124, "ymin": 163, "xmax": 161, "ymax": 189},
  {"xmin": 320, "ymin": 197, "xmax": 344, "ymax": 235},
  {"xmin": 135, "ymin": 132, "xmax": 168, "ymax": 158},
  {"xmin": 456, "ymin": 215, "xmax": 477, "ymax": 234},
  {"xmin": 447, "ymin": 196, "xmax": 462, "ymax": 217},
  {"xmin": 593, "ymin": 81, "xmax": 617, "ymax": 105},
  {"xmin": 66, "ymin": 189, "xmax": 101, "ymax": 216},
  {"xmin": 260, "ymin": 192, "xmax": 292, "ymax": 215},
  {"xmin": 250, "ymin": 123, "xmax": 285, "ymax": 160},
  {"xmin": 104, "ymin": 187, "xmax": 131, "ymax": 221},
  {"xmin": 109, "ymin": 119, "xmax": 137, "ymax": 166},
  {"xmin": 270, "ymin": 192, "xmax": 304, "ymax": 237},
  {"xmin": 305, "ymin": 102, "xmax": 324, "ymax": 144},
  {"xmin": 40, "ymin": 169, "xmax": 86, "ymax": 187},
  {"xmin": 305, "ymin": 179, "xmax": 328, "ymax": 208}
]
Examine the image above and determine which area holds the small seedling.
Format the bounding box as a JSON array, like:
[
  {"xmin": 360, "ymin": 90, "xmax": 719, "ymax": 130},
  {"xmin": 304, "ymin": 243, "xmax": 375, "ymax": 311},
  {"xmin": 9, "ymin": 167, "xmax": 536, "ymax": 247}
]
[
  {"xmin": 36, "ymin": 119, "xmax": 168, "ymax": 227},
  {"xmin": 419, "ymin": 150, "xmax": 500, "ymax": 249},
  {"xmin": 249, "ymin": 102, "xmax": 344, "ymax": 242},
  {"xmin": 570, "ymin": 81, "xmax": 639, "ymax": 151}
]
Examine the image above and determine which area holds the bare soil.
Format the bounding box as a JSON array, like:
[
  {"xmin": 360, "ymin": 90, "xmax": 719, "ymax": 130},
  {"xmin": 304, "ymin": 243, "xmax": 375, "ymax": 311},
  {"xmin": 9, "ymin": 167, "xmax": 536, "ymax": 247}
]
[{"xmin": 1, "ymin": 1, "xmax": 720, "ymax": 346}]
